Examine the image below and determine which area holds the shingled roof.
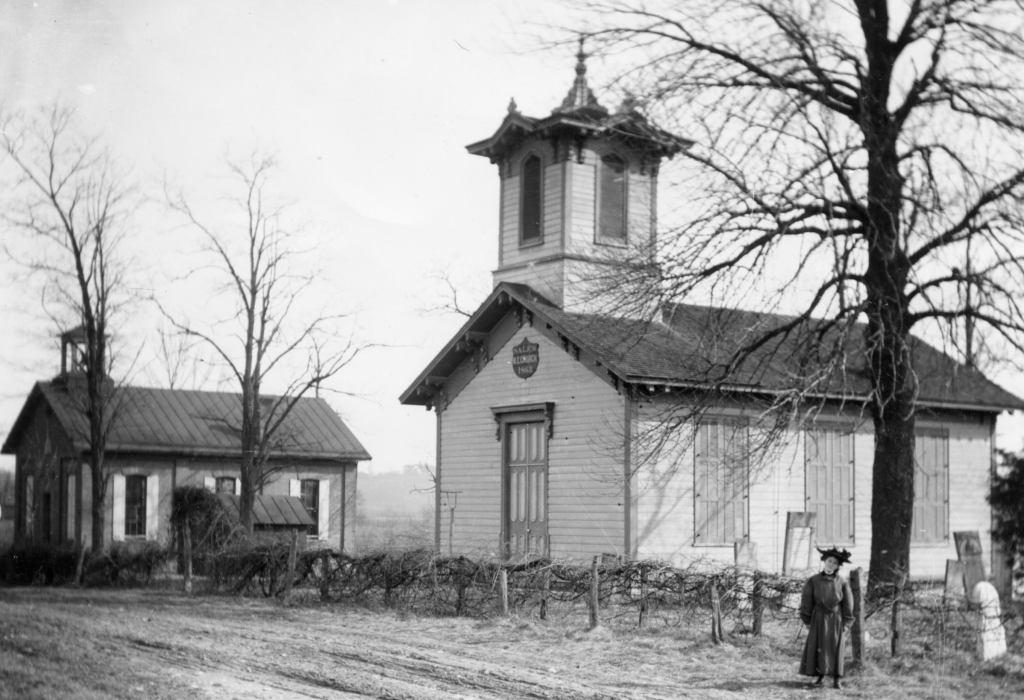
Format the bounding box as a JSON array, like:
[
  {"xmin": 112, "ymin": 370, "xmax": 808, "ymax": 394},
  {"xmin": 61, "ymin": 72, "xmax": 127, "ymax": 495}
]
[
  {"xmin": 2, "ymin": 383, "xmax": 371, "ymax": 461},
  {"xmin": 401, "ymin": 282, "xmax": 1024, "ymax": 413}
]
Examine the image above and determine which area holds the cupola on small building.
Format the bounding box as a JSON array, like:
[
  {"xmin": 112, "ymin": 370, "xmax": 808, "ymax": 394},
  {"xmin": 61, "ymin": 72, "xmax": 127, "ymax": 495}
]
[{"xmin": 401, "ymin": 52, "xmax": 1024, "ymax": 582}]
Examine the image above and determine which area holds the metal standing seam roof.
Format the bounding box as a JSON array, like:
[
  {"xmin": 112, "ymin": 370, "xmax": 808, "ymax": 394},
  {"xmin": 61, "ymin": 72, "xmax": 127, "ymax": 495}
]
[
  {"xmin": 400, "ymin": 282, "xmax": 1024, "ymax": 413},
  {"xmin": 1, "ymin": 383, "xmax": 372, "ymax": 460},
  {"xmin": 216, "ymin": 493, "xmax": 315, "ymax": 527}
]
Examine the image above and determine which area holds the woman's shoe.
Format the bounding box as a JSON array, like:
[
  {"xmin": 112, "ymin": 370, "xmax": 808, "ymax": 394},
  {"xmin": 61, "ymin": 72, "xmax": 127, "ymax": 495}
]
[{"xmin": 812, "ymin": 676, "xmax": 824, "ymax": 688}]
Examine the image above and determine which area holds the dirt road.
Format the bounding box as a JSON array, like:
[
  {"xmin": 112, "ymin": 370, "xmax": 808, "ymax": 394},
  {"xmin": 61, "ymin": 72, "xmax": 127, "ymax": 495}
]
[{"xmin": 0, "ymin": 587, "xmax": 1020, "ymax": 699}]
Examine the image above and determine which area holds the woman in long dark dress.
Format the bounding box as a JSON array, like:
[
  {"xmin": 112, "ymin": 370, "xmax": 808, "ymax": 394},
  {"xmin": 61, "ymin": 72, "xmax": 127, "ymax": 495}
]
[{"xmin": 799, "ymin": 547, "xmax": 854, "ymax": 689}]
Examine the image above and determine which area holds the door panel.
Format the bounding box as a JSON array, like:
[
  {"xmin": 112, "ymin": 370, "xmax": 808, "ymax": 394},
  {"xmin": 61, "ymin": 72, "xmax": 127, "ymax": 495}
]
[{"xmin": 506, "ymin": 421, "xmax": 548, "ymax": 558}]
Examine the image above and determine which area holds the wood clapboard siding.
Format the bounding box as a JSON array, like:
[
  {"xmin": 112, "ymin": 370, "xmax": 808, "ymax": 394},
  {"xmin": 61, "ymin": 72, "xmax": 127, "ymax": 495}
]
[
  {"xmin": 544, "ymin": 162, "xmax": 563, "ymax": 244},
  {"xmin": 568, "ymin": 155, "xmax": 596, "ymax": 250},
  {"xmin": 500, "ymin": 175, "xmax": 521, "ymax": 265},
  {"xmin": 492, "ymin": 263, "xmax": 566, "ymax": 304},
  {"xmin": 440, "ymin": 323, "xmax": 625, "ymax": 560},
  {"xmin": 634, "ymin": 408, "xmax": 993, "ymax": 579},
  {"xmin": 915, "ymin": 418, "xmax": 992, "ymax": 578},
  {"xmin": 500, "ymin": 143, "xmax": 562, "ymax": 270}
]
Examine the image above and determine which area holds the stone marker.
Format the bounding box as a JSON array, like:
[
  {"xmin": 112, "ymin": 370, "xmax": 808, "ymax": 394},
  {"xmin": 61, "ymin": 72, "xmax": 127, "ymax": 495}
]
[
  {"xmin": 955, "ymin": 531, "xmax": 986, "ymax": 602},
  {"xmin": 973, "ymin": 581, "xmax": 1007, "ymax": 661},
  {"xmin": 783, "ymin": 512, "xmax": 817, "ymax": 576},
  {"xmin": 944, "ymin": 559, "xmax": 966, "ymax": 600}
]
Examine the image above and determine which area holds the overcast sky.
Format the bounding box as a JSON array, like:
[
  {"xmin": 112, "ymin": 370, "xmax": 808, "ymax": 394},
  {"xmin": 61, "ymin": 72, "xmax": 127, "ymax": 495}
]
[
  {"xmin": 2, "ymin": 1, "xmax": 1023, "ymax": 475},
  {"xmin": 0, "ymin": 0, "xmax": 593, "ymax": 473}
]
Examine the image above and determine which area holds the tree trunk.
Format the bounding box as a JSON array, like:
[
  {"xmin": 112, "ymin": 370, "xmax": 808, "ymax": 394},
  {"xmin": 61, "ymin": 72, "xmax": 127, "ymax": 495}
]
[
  {"xmin": 860, "ymin": 12, "xmax": 916, "ymax": 591},
  {"xmin": 89, "ymin": 458, "xmax": 105, "ymax": 551}
]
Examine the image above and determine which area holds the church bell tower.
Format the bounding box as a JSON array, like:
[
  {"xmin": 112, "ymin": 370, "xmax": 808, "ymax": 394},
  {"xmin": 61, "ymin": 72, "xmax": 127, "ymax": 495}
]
[{"xmin": 466, "ymin": 44, "xmax": 691, "ymax": 313}]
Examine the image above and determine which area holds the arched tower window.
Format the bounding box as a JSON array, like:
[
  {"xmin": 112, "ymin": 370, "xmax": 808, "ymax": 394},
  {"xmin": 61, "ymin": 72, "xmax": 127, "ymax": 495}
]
[
  {"xmin": 520, "ymin": 154, "xmax": 543, "ymax": 244},
  {"xmin": 598, "ymin": 154, "xmax": 627, "ymax": 242}
]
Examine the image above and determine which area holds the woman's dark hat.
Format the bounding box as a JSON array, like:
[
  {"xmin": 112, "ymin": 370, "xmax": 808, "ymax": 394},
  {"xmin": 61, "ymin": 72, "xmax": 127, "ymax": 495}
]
[{"xmin": 817, "ymin": 547, "xmax": 852, "ymax": 565}]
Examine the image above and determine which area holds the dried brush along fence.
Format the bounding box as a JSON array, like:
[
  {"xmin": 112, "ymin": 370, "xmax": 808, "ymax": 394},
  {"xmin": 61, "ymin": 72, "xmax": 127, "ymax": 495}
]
[
  {"xmin": 217, "ymin": 545, "xmax": 806, "ymax": 624},
  {"xmin": 205, "ymin": 544, "xmax": 1024, "ymax": 653}
]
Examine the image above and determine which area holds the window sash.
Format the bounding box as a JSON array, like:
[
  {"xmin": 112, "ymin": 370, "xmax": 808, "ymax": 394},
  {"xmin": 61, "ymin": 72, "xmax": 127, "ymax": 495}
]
[
  {"xmin": 805, "ymin": 428, "xmax": 855, "ymax": 545},
  {"xmin": 694, "ymin": 420, "xmax": 748, "ymax": 544},
  {"xmin": 301, "ymin": 479, "xmax": 319, "ymax": 537},
  {"xmin": 124, "ymin": 475, "xmax": 147, "ymax": 538}
]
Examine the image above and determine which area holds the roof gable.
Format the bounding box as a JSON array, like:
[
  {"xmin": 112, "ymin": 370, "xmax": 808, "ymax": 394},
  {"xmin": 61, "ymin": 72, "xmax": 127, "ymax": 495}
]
[{"xmin": 400, "ymin": 282, "xmax": 1024, "ymax": 413}]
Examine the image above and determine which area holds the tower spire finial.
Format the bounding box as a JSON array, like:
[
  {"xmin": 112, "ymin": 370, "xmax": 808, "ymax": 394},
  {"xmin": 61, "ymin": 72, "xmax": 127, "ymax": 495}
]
[{"xmin": 554, "ymin": 34, "xmax": 606, "ymax": 115}]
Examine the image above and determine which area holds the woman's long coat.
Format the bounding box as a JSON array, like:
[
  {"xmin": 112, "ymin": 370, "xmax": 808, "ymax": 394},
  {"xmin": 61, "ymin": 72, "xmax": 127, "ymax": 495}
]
[{"xmin": 799, "ymin": 572, "xmax": 855, "ymax": 677}]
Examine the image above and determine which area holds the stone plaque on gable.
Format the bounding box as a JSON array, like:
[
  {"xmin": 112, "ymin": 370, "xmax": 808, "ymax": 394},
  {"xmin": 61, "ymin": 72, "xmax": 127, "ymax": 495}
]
[{"xmin": 512, "ymin": 338, "xmax": 539, "ymax": 379}]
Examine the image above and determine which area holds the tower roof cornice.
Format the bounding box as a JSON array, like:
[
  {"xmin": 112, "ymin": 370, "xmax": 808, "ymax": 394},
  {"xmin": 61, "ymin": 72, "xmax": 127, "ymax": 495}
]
[{"xmin": 466, "ymin": 47, "xmax": 693, "ymax": 164}]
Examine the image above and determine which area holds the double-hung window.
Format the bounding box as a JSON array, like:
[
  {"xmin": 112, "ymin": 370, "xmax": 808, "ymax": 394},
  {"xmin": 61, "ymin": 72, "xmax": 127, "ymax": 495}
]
[
  {"xmin": 300, "ymin": 479, "xmax": 320, "ymax": 537},
  {"xmin": 291, "ymin": 477, "xmax": 331, "ymax": 541},
  {"xmin": 113, "ymin": 473, "xmax": 158, "ymax": 541},
  {"xmin": 124, "ymin": 475, "xmax": 147, "ymax": 538},
  {"xmin": 694, "ymin": 419, "xmax": 749, "ymax": 544}
]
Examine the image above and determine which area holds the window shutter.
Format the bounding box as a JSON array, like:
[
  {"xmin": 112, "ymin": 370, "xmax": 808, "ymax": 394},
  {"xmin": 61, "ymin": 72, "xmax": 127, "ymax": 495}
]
[
  {"xmin": 318, "ymin": 479, "xmax": 330, "ymax": 541},
  {"xmin": 112, "ymin": 474, "xmax": 126, "ymax": 542},
  {"xmin": 234, "ymin": 478, "xmax": 242, "ymax": 496},
  {"xmin": 204, "ymin": 477, "xmax": 215, "ymax": 492},
  {"xmin": 146, "ymin": 475, "xmax": 159, "ymax": 541},
  {"xmin": 67, "ymin": 474, "xmax": 76, "ymax": 541},
  {"xmin": 289, "ymin": 479, "xmax": 300, "ymax": 498}
]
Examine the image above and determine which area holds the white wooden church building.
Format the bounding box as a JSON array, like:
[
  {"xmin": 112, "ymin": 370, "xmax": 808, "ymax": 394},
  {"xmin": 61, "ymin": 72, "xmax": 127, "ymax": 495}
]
[{"xmin": 401, "ymin": 53, "xmax": 1024, "ymax": 580}]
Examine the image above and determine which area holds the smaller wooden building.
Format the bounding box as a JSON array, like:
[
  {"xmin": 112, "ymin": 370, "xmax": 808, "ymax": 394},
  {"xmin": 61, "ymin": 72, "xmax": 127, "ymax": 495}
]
[{"xmin": 2, "ymin": 330, "xmax": 371, "ymax": 552}]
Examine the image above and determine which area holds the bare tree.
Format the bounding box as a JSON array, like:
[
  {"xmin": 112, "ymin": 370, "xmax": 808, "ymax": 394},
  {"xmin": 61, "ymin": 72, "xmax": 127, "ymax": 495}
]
[
  {"xmin": 567, "ymin": 0, "xmax": 1024, "ymax": 587},
  {"xmin": 163, "ymin": 153, "xmax": 365, "ymax": 533},
  {"xmin": 0, "ymin": 103, "xmax": 137, "ymax": 551},
  {"xmin": 146, "ymin": 323, "xmax": 213, "ymax": 391}
]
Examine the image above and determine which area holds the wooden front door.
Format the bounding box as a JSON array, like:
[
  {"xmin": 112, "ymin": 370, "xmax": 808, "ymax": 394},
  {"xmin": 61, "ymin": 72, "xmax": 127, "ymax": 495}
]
[{"xmin": 505, "ymin": 421, "xmax": 548, "ymax": 559}]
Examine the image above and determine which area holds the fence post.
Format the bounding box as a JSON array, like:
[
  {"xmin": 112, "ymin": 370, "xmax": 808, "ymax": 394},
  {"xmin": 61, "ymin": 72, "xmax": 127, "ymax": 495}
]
[
  {"xmin": 589, "ymin": 556, "xmax": 600, "ymax": 630},
  {"xmin": 499, "ymin": 568, "xmax": 509, "ymax": 616},
  {"xmin": 283, "ymin": 529, "xmax": 298, "ymax": 602},
  {"xmin": 850, "ymin": 568, "xmax": 867, "ymax": 666},
  {"xmin": 183, "ymin": 523, "xmax": 193, "ymax": 595},
  {"xmin": 711, "ymin": 582, "xmax": 726, "ymax": 644},
  {"xmin": 540, "ymin": 568, "xmax": 550, "ymax": 620},
  {"xmin": 75, "ymin": 539, "xmax": 88, "ymax": 587},
  {"xmin": 752, "ymin": 572, "xmax": 764, "ymax": 636},
  {"xmin": 319, "ymin": 550, "xmax": 331, "ymax": 601},
  {"xmin": 891, "ymin": 574, "xmax": 906, "ymax": 657},
  {"xmin": 638, "ymin": 565, "xmax": 648, "ymax": 628}
]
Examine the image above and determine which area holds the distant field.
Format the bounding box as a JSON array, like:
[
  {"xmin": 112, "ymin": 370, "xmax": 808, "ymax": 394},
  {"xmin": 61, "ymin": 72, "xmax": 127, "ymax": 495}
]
[
  {"xmin": 1, "ymin": 586, "xmax": 1022, "ymax": 700},
  {"xmin": 357, "ymin": 469, "xmax": 433, "ymax": 520}
]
